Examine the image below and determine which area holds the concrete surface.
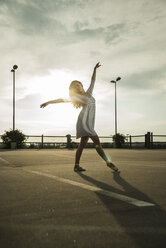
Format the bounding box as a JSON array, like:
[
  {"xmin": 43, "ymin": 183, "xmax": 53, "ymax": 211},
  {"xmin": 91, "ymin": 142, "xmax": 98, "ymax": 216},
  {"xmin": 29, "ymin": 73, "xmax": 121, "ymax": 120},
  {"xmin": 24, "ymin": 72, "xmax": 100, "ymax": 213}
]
[{"xmin": 0, "ymin": 149, "xmax": 166, "ymax": 248}]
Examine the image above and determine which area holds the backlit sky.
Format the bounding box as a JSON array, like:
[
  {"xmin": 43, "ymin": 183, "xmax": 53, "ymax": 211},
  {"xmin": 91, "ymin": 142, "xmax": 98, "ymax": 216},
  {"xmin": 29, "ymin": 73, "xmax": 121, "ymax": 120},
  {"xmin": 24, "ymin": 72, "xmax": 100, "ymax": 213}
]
[{"xmin": 0, "ymin": 0, "xmax": 166, "ymax": 137}]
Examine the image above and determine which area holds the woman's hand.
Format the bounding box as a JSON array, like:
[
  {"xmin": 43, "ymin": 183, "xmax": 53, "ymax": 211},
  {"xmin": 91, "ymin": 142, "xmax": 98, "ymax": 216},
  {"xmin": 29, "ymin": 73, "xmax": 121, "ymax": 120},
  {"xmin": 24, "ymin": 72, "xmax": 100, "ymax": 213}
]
[
  {"xmin": 40, "ymin": 102, "xmax": 48, "ymax": 108},
  {"xmin": 94, "ymin": 62, "xmax": 101, "ymax": 70}
]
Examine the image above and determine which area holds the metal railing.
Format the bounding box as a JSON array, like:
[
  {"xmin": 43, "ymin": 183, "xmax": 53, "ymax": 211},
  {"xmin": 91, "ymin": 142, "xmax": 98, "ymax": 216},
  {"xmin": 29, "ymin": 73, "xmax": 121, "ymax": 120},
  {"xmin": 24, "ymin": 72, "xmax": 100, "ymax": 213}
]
[
  {"xmin": 125, "ymin": 133, "xmax": 166, "ymax": 149},
  {"xmin": 0, "ymin": 133, "xmax": 166, "ymax": 149},
  {"xmin": 22, "ymin": 135, "xmax": 114, "ymax": 149}
]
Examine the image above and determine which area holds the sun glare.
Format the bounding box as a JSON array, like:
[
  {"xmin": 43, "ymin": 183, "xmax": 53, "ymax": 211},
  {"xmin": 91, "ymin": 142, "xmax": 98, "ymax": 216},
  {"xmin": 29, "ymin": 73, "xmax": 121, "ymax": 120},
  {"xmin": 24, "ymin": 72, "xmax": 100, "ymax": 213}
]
[
  {"xmin": 28, "ymin": 69, "xmax": 81, "ymax": 133},
  {"xmin": 16, "ymin": 69, "xmax": 92, "ymax": 134},
  {"xmin": 21, "ymin": 69, "xmax": 76, "ymax": 100},
  {"xmin": 37, "ymin": 69, "xmax": 74, "ymax": 99}
]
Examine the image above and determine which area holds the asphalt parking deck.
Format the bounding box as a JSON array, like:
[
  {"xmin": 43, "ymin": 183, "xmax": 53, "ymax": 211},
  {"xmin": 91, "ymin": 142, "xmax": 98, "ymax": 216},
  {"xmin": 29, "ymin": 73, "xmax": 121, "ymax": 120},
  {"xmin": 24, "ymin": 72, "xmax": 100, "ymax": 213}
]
[{"xmin": 0, "ymin": 149, "xmax": 166, "ymax": 248}]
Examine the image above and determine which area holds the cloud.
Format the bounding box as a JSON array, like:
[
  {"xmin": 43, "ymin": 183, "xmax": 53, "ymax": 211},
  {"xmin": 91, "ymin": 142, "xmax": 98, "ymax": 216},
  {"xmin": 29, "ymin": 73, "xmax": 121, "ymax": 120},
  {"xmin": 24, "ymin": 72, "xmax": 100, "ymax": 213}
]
[
  {"xmin": 0, "ymin": 0, "xmax": 166, "ymax": 135},
  {"xmin": 120, "ymin": 67, "xmax": 166, "ymax": 93}
]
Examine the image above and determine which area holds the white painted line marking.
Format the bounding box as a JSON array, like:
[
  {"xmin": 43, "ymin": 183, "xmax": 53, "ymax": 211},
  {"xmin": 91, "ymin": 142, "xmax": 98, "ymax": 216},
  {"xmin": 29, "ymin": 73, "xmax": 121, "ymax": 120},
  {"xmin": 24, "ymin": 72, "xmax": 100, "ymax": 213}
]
[
  {"xmin": 0, "ymin": 156, "xmax": 155, "ymax": 207},
  {"xmin": 0, "ymin": 157, "xmax": 13, "ymax": 166},
  {"xmin": 23, "ymin": 169, "xmax": 155, "ymax": 207}
]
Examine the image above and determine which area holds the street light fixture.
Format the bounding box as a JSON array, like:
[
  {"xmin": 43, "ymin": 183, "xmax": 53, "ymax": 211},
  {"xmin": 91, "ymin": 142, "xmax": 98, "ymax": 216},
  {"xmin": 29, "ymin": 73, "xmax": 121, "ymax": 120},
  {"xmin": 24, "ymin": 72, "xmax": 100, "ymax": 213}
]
[
  {"xmin": 11, "ymin": 65, "xmax": 18, "ymax": 131},
  {"xmin": 110, "ymin": 77, "xmax": 121, "ymax": 135}
]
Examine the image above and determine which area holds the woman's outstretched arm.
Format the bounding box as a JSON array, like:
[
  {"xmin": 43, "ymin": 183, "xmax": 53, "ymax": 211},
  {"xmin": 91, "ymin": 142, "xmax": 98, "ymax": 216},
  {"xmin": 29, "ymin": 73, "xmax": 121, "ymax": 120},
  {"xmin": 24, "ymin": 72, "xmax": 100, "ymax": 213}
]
[
  {"xmin": 40, "ymin": 98, "xmax": 70, "ymax": 108},
  {"xmin": 87, "ymin": 62, "xmax": 101, "ymax": 94},
  {"xmin": 91, "ymin": 62, "xmax": 101, "ymax": 81}
]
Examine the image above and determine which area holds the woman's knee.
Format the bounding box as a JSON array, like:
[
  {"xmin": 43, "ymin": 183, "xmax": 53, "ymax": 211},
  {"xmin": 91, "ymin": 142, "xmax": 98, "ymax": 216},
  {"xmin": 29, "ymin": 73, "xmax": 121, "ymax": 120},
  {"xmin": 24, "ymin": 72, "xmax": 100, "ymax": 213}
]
[
  {"xmin": 90, "ymin": 136, "xmax": 103, "ymax": 150},
  {"xmin": 90, "ymin": 135, "xmax": 100, "ymax": 145}
]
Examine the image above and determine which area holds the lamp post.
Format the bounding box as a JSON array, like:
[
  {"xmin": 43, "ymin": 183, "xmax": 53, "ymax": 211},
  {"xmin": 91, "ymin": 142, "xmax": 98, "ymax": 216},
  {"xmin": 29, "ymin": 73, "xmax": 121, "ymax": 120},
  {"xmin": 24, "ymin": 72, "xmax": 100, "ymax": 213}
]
[
  {"xmin": 110, "ymin": 77, "xmax": 121, "ymax": 135},
  {"xmin": 11, "ymin": 65, "xmax": 18, "ymax": 131}
]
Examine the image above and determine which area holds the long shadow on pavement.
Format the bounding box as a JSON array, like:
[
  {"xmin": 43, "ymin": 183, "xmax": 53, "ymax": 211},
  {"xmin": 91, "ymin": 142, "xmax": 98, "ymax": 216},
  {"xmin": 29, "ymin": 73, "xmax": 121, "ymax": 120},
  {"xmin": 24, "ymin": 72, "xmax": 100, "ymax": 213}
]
[{"xmin": 77, "ymin": 171, "xmax": 166, "ymax": 248}]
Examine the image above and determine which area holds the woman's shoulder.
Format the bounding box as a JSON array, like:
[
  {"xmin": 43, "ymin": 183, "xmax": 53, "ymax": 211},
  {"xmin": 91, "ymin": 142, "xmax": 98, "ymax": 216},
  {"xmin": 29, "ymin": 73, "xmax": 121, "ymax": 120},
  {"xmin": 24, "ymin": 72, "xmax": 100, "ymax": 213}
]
[
  {"xmin": 75, "ymin": 93, "xmax": 91, "ymax": 99},
  {"xmin": 85, "ymin": 91, "xmax": 92, "ymax": 98},
  {"xmin": 71, "ymin": 93, "xmax": 89, "ymax": 103}
]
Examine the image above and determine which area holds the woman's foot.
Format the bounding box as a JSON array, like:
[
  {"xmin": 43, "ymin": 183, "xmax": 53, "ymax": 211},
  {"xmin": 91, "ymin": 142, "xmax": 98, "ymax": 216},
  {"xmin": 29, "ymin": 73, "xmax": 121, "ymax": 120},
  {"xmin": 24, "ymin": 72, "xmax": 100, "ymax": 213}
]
[
  {"xmin": 74, "ymin": 165, "xmax": 86, "ymax": 172},
  {"xmin": 107, "ymin": 162, "xmax": 119, "ymax": 172}
]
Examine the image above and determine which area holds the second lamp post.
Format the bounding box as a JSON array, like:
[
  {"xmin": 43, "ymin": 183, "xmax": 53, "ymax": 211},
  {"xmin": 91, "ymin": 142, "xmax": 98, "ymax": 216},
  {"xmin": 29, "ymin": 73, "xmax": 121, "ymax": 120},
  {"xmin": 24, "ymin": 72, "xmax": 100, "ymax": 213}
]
[
  {"xmin": 11, "ymin": 65, "xmax": 18, "ymax": 131},
  {"xmin": 110, "ymin": 77, "xmax": 121, "ymax": 135}
]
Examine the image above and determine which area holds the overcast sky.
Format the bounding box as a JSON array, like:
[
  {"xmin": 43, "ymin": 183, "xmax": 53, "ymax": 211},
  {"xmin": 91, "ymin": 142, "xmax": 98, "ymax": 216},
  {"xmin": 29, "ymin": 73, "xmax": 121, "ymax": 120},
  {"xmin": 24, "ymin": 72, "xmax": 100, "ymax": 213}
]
[{"xmin": 0, "ymin": 0, "xmax": 166, "ymax": 137}]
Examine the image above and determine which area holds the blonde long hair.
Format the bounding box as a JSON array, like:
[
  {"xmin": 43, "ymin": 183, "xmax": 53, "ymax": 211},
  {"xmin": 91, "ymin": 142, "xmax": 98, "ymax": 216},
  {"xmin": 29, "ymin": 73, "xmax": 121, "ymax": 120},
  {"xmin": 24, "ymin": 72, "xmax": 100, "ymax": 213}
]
[{"xmin": 69, "ymin": 80, "xmax": 84, "ymax": 108}]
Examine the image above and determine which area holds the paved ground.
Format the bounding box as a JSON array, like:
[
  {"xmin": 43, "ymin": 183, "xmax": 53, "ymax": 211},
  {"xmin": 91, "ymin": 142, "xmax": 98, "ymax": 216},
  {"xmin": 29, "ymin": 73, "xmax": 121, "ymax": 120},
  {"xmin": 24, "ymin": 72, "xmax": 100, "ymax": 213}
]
[{"xmin": 0, "ymin": 148, "xmax": 166, "ymax": 248}]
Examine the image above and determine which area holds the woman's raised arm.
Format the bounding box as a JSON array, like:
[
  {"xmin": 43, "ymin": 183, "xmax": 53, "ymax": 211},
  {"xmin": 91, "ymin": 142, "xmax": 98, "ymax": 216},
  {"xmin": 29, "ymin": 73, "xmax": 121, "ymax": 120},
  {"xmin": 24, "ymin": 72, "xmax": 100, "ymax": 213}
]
[
  {"xmin": 40, "ymin": 98, "xmax": 70, "ymax": 108},
  {"xmin": 87, "ymin": 62, "xmax": 101, "ymax": 94}
]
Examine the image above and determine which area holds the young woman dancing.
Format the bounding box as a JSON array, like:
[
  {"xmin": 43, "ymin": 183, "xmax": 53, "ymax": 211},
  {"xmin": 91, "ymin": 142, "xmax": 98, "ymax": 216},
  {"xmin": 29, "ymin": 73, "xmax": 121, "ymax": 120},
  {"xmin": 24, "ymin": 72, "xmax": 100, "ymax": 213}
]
[{"xmin": 40, "ymin": 63, "xmax": 119, "ymax": 172}]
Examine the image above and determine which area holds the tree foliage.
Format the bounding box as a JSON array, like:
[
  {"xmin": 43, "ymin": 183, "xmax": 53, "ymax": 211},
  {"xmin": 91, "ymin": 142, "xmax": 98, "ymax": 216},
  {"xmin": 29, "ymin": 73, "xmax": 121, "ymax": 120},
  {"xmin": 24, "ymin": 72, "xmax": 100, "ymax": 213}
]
[
  {"xmin": 113, "ymin": 133, "xmax": 126, "ymax": 148},
  {"xmin": 1, "ymin": 129, "xmax": 26, "ymax": 148}
]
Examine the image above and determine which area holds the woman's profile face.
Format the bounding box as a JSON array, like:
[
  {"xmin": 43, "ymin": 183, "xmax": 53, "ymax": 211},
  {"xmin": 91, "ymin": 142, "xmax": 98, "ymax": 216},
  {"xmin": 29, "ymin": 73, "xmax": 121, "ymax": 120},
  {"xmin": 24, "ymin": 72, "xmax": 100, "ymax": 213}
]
[{"xmin": 74, "ymin": 82, "xmax": 84, "ymax": 93}]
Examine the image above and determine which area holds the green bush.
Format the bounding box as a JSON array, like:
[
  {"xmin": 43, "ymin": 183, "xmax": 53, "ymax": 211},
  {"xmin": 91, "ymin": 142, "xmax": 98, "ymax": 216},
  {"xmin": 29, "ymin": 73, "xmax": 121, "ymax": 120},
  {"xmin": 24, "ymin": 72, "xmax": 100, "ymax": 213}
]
[
  {"xmin": 113, "ymin": 133, "xmax": 126, "ymax": 148},
  {"xmin": 71, "ymin": 142, "xmax": 78, "ymax": 149},
  {"xmin": 1, "ymin": 129, "xmax": 27, "ymax": 148}
]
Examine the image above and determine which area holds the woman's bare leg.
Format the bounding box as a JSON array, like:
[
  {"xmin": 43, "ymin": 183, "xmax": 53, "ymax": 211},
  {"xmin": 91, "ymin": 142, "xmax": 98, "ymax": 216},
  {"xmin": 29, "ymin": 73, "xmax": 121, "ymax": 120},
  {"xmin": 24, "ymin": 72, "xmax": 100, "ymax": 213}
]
[
  {"xmin": 75, "ymin": 136, "xmax": 89, "ymax": 166},
  {"xmin": 90, "ymin": 135, "xmax": 119, "ymax": 171},
  {"xmin": 90, "ymin": 135, "xmax": 110, "ymax": 162}
]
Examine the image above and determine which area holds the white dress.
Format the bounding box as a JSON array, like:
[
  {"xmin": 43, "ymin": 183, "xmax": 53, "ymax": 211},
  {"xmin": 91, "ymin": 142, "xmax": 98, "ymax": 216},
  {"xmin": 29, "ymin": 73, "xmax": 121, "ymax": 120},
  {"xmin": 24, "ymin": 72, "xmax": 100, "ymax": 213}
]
[{"xmin": 72, "ymin": 79, "xmax": 97, "ymax": 139}]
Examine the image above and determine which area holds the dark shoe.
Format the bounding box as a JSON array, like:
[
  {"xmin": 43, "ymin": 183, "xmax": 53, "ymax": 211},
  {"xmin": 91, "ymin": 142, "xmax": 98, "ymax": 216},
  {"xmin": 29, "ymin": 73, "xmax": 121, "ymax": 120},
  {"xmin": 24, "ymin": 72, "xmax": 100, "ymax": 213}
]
[
  {"xmin": 107, "ymin": 162, "xmax": 119, "ymax": 172},
  {"xmin": 74, "ymin": 165, "xmax": 86, "ymax": 172}
]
